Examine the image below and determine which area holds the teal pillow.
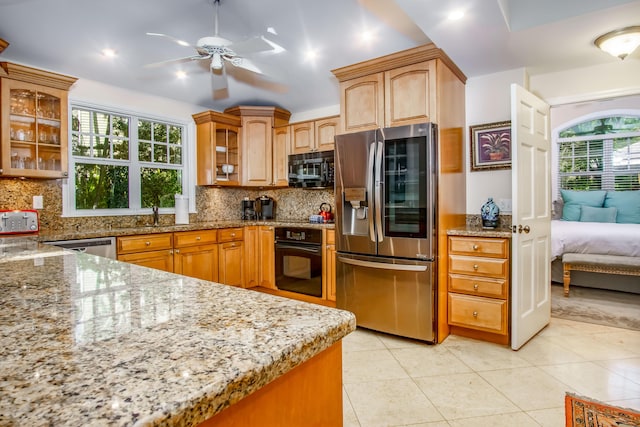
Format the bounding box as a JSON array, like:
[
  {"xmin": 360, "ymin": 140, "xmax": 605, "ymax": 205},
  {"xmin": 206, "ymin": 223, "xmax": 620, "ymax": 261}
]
[
  {"xmin": 604, "ymin": 190, "xmax": 640, "ymax": 224},
  {"xmin": 579, "ymin": 205, "xmax": 617, "ymax": 223},
  {"xmin": 560, "ymin": 190, "xmax": 607, "ymax": 221}
]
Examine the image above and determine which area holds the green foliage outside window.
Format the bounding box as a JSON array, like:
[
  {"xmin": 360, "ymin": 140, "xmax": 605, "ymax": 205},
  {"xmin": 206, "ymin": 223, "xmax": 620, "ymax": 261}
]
[{"xmin": 71, "ymin": 106, "xmax": 185, "ymax": 212}]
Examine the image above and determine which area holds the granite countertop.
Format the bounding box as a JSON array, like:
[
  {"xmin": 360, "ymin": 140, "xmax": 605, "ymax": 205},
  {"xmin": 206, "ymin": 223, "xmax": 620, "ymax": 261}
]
[
  {"xmin": 39, "ymin": 220, "xmax": 335, "ymax": 242},
  {"xmin": 447, "ymin": 225, "xmax": 513, "ymax": 239},
  {"xmin": 0, "ymin": 237, "xmax": 355, "ymax": 426}
]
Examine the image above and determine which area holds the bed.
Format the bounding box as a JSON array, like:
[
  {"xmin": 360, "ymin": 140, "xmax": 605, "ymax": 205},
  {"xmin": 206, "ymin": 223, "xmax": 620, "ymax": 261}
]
[{"xmin": 551, "ymin": 220, "xmax": 640, "ymax": 294}]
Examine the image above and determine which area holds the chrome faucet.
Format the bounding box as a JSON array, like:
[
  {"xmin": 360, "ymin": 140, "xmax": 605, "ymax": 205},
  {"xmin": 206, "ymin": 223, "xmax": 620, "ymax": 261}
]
[{"xmin": 152, "ymin": 206, "xmax": 159, "ymax": 226}]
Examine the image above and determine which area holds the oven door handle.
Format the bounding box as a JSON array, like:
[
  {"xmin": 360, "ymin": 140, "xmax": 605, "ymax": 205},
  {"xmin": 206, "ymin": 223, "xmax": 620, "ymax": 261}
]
[
  {"xmin": 275, "ymin": 243, "xmax": 322, "ymax": 254},
  {"xmin": 338, "ymin": 256, "xmax": 428, "ymax": 272}
]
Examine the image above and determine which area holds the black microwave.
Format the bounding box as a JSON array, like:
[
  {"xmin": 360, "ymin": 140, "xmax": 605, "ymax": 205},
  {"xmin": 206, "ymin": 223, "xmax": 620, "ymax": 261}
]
[{"xmin": 288, "ymin": 151, "xmax": 334, "ymax": 189}]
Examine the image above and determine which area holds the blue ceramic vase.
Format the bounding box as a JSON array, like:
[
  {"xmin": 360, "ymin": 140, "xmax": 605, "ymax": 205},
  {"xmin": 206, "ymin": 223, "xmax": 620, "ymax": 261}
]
[{"xmin": 481, "ymin": 197, "xmax": 500, "ymax": 228}]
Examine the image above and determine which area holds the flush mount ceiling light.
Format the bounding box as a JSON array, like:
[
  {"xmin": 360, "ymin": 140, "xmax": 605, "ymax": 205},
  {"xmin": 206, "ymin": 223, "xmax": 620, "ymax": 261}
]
[{"xmin": 594, "ymin": 25, "xmax": 640, "ymax": 60}]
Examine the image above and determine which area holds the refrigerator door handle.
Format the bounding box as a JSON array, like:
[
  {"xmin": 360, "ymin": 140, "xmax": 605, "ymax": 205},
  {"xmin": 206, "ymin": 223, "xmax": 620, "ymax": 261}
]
[
  {"xmin": 368, "ymin": 142, "xmax": 376, "ymax": 243},
  {"xmin": 338, "ymin": 256, "xmax": 428, "ymax": 272},
  {"xmin": 374, "ymin": 140, "xmax": 384, "ymax": 242}
]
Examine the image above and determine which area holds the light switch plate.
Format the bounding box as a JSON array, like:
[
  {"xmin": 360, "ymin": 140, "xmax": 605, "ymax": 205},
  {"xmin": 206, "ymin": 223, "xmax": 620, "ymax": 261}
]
[{"xmin": 33, "ymin": 195, "xmax": 43, "ymax": 210}]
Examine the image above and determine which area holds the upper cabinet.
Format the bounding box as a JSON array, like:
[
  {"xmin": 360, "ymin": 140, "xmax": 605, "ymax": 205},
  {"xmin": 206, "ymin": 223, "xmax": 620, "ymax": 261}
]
[
  {"xmin": 0, "ymin": 62, "xmax": 77, "ymax": 179},
  {"xmin": 332, "ymin": 44, "xmax": 466, "ymax": 133},
  {"xmin": 290, "ymin": 116, "xmax": 340, "ymax": 155},
  {"xmin": 193, "ymin": 110, "xmax": 241, "ymax": 186},
  {"xmin": 225, "ymin": 106, "xmax": 291, "ymax": 188}
]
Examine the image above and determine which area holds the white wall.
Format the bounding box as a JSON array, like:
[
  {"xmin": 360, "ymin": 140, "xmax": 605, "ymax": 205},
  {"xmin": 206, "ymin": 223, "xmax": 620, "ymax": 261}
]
[{"xmin": 465, "ymin": 68, "xmax": 528, "ymax": 214}]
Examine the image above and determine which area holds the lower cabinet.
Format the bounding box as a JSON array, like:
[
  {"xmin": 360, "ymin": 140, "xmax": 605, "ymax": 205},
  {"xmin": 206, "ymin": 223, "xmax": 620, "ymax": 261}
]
[
  {"xmin": 218, "ymin": 228, "xmax": 244, "ymax": 287},
  {"xmin": 258, "ymin": 226, "xmax": 276, "ymax": 288},
  {"xmin": 323, "ymin": 229, "xmax": 336, "ymax": 301},
  {"xmin": 116, "ymin": 233, "xmax": 174, "ymax": 272},
  {"xmin": 173, "ymin": 230, "xmax": 219, "ymax": 282},
  {"xmin": 447, "ymin": 235, "xmax": 510, "ymax": 345}
]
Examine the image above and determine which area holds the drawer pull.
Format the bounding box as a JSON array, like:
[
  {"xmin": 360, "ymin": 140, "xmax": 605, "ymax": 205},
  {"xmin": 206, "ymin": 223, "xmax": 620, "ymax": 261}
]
[
  {"xmin": 196, "ymin": 236, "xmax": 201, "ymax": 241},
  {"xmin": 473, "ymin": 283, "xmax": 479, "ymax": 290},
  {"xmin": 473, "ymin": 264, "xmax": 479, "ymax": 271},
  {"xmin": 472, "ymin": 244, "xmax": 479, "ymax": 250},
  {"xmin": 473, "ymin": 311, "xmax": 478, "ymax": 317},
  {"xmin": 231, "ymin": 232, "xmax": 236, "ymax": 237},
  {"xmin": 145, "ymin": 241, "xmax": 151, "ymax": 246}
]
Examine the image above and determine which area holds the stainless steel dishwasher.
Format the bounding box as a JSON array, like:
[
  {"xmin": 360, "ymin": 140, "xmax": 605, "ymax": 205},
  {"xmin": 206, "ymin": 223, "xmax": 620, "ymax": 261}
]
[{"xmin": 45, "ymin": 237, "xmax": 117, "ymax": 259}]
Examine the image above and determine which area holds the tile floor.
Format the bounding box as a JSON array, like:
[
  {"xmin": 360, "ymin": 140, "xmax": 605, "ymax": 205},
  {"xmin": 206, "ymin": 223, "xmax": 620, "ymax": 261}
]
[{"xmin": 342, "ymin": 318, "xmax": 640, "ymax": 426}]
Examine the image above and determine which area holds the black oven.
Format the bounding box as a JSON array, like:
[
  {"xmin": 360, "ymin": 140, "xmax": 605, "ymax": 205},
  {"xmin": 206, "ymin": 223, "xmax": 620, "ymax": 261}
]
[{"xmin": 275, "ymin": 227, "xmax": 323, "ymax": 297}]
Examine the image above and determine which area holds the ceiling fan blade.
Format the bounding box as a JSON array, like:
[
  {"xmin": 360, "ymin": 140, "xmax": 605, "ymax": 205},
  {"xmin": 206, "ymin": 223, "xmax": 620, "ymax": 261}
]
[
  {"xmin": 211, "ymin": 66, "xmax": 228, "ymax": 91},
  {"xmin": 229, "ymin": 36, "xmax": 274, "ymax": 56},
  {"xmin": 146, "ymin": 32, "xmax": 194, "ymax": 48},
  {"xmin": 230, "ymin": 57, "xmax": 263, "ymax": 75},
  {"xmin": 143, "ymin": 55, "xmax": 205, "ymax": 68},
  {"xmin": 357, "ymin": 0, "xmax": 430, "ymax": 44}
]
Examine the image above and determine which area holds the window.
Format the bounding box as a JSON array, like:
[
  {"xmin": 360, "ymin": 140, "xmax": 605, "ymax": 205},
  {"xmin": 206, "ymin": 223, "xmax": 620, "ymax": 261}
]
[
  {"xmin": 557, "ymin": 115, "xmax": 640, "ymax": 192},
  {"xmin": 65, "ymin": 105, "xmax": 188, "ymax": 216}
]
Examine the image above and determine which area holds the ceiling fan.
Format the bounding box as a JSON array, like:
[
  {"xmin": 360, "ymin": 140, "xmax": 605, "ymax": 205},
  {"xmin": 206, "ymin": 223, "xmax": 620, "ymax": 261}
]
[{"xmin": 145, "ymin": 0, "xmax": 284, "ymax": 93}]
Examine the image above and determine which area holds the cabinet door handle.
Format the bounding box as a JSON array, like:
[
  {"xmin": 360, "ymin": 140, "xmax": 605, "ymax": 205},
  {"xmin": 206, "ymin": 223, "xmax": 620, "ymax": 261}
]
[
  {"xmin": 473, "ymin": 283, "xmax": 479, "ymax": 290},
  {"xmin": 472, "ymin": 244, "xmax": 479, "ymax": 250},
  {"xmin": 174, "ymin": 249, "xmax": 179, "ymax": 254},
  {"xmin": 473, "ymin": 264, "xmax": 479, "ymax": 270},
  {"xmin": 473, "ymin": 311, "xmax": 478, "ymax": 317},
  {"xmin": 145, "ymin": 241, "xmax": 151, "ymax": 246}
]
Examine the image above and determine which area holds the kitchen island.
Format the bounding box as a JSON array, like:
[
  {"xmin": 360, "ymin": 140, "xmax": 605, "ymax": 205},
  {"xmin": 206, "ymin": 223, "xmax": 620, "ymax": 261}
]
[{"xmin": 0, "ymin": 237, "xmax": 355, "ymax": 426}]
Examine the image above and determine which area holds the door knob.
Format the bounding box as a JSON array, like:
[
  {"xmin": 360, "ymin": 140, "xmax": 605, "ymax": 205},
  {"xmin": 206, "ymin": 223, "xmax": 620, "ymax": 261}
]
[{"xmin": 517, "ymin": 225, "xmax": 531, "ymax": 234}]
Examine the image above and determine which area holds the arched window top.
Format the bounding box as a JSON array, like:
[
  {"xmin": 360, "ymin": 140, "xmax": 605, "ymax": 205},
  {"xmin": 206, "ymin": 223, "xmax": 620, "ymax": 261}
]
[{"xmin": 559, "ymin": 115, "xmax": 640, "ymax": 137}]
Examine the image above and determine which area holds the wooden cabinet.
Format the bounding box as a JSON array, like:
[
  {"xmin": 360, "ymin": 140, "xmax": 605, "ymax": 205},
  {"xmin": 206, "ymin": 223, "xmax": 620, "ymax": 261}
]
[
  {"xmin": 290, "ymin": 116, "xmax": 340, "ymax": 155},
  {"xmin": 243, "ymin": 225, "xmax": 259, "ymax": 288},
  {"xmin": 193, "ymin": 110, "xmax": 241, "ymax": 186},
  {"xmin": 323, "ymin": 229, "xmax": 336, "ymax": 301},
  {"xmin": 332, "ymin": 44, "xmax": 466, "ymax": 133},
  {"xmin": 117, "ymin": 233, "xmax": 174, "ymax": 273},
  {"xmin": 173, "ymin": 230, "xmax": 218, "ymax": 282},
  {"xmin": 225, "ymin": 106, "xmax": 291, "ymax": 187},
  {"xmin": 447, "ymin": 235, "xmax": 510, "ymax": 344},
  {"xmin": 0, "ymin": 62, "xmax": 77, "ymax": 179},
  {"xmin": 272, "ymin": 125, "xmax": 290, "ymax": 187},
  {"xmin": 218, "ymin": 227, "xmax": 244, "ymax": 287},
  {"xmin": 258, "ymin": 225, "xmax": 275, "ymax": 288}
]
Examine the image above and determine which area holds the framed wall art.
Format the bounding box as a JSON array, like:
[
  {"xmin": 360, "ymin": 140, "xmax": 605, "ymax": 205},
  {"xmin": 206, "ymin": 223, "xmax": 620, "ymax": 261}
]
[{"xmin": 470, "ymin": 121, "xmax": 512, "ymax": 171}]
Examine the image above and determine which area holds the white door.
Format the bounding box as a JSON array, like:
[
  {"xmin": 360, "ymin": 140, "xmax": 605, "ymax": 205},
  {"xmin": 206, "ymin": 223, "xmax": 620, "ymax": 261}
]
[{"xmin": 511, "ymin": 84, "xmax": 551, "ymax": 350}]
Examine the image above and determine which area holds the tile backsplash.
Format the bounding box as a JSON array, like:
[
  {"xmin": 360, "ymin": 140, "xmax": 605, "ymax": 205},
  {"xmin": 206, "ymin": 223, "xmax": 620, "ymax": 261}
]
[{"xmin": 0, "ymin": 178, "xmax": 334, "ymax": 234}]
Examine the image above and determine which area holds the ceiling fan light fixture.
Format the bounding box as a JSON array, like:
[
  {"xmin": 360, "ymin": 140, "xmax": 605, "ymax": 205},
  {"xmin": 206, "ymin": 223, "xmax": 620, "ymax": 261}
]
[
  {"xmin": 594, "ymin": 25, "xmax": 640, "ymax": 60},
  {"xmin": 211, "ymin": 53, "xmax": 223, "ymax": 70}
]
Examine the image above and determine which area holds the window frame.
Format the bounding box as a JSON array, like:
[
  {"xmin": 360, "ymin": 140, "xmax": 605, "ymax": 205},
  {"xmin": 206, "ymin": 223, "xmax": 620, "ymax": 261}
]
[
  {"xmin": 552, "ymin": 108, "xmax": 640, "ymax": 200},
  {"xmin": 62, "ymin": 101, "xmax": 195, "ymax": 218}
]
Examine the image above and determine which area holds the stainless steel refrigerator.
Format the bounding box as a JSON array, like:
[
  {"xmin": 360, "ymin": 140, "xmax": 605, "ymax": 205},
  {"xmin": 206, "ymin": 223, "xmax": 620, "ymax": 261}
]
[{"xmin": 335, "ymin": 123, "xmax": 437, "ymax": 342}]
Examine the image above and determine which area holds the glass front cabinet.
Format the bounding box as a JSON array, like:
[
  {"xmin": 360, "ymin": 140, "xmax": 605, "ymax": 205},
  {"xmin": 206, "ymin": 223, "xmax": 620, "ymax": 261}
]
[{"xmin": 0, "ymin": 62, "xmax": 77, "ymax": 178}]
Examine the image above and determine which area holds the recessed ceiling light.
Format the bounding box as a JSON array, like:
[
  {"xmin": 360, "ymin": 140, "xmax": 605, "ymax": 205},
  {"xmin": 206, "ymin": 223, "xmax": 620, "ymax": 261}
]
[
  {"xmin": 101, "ymin": 48, "xmax": 117, "ymax": 58},
  {"xmin": 360, "ymin": 30, "xmax": 375, "ymax": 43},
  {"xmin": 305, "ymin": 49, "xmax": 318, "ymax": 61},
  {"xmin": 176, "ymin": 70, "xmax": 187, "ymax": 79},
  {"xmin": 267, "ymin": 27, "xmax": 277, "ymax": 35},
  {"xmin": 448, "ymin": 10, "xmax": 465, "ymax": 21}
]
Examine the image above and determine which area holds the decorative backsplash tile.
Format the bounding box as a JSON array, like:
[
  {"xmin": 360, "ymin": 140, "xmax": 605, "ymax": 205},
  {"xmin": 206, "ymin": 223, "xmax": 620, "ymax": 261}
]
[{"xmin": 0, "ymin": 179, "xmax": 335, "ymax": 234}]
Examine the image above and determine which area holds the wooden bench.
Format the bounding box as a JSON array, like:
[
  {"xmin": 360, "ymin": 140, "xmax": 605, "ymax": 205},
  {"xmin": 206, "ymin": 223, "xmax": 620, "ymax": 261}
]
[{"xmin": 562, "ymin": 253, "xmax": 640, "ymax": 297}]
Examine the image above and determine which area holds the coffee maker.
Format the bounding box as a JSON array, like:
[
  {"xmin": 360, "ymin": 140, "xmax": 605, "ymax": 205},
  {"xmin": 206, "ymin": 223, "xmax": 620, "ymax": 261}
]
[
  {"xmin": 241, "ymin": 198, "xmax": 257, "ymax": 220},
  {"xmin": 256, "ymin": 195, "xmax": 275, "ymax": 220}
]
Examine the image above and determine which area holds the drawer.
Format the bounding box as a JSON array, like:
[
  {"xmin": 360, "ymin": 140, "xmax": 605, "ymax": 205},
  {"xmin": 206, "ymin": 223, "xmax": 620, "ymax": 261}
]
[
  {"xmin": 174, "ymin": 229, "xmax": 217, "ymax": 248},
  {"xmin": 117, "ymin": 233, "xmax": 173, "ymax": 254},
  {"xmin": 449, "ymin": 236, "xmax": 508, "ymax": 258},
  {"xmin": 448, "ymin": 255, "xmax": 508, "ymax": 278},
  {"xmin": 218, "ymin": 227, "xmax": 244, "ymax": 242},
  {"xmin": 448, "ymin": 293, "xmax": 507, "ymax": 335},
  {"xmin": 448, "ymin": 274, "xmax": 507, "ymax": 299}
]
